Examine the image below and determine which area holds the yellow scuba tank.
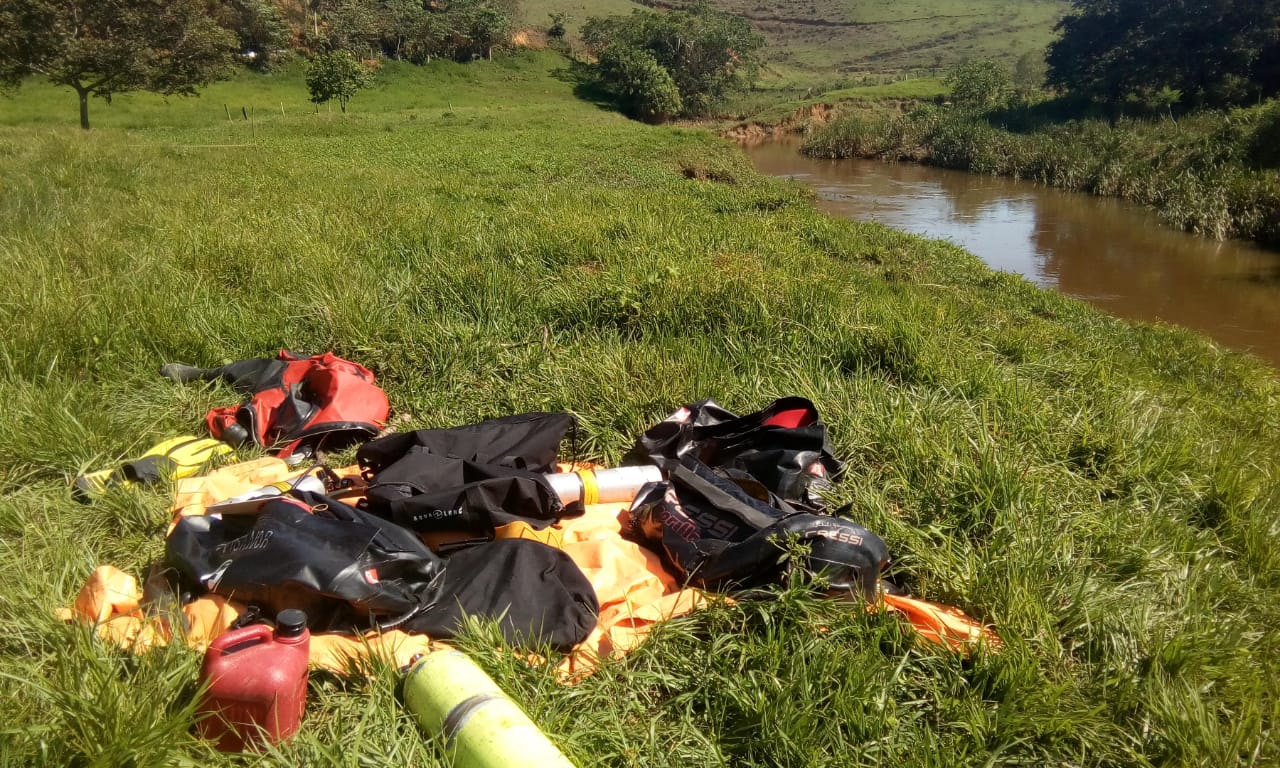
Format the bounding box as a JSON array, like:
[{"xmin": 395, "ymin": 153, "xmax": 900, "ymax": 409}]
[{"xmin": 403, "ymin": 650, "xmax": 577, "ymax": 768}]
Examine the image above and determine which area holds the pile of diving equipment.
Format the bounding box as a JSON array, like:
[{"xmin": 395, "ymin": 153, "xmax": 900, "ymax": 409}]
[{"xmin": 66, "ymin": 351, "xmax": 1000, "ymax": 763}]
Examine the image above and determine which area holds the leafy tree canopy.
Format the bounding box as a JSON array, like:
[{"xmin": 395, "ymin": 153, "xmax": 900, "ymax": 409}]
[
  {"xmin": 582, "ymin": 1, "xmax": 763, "ymax": 119},
  {"xmin": 596, "ymin": 45, "xmax": 682, "ymax": 122},
  {"xmin": 305, "ymin": 49, "xmax": 374, "ymax": 112},
  {"xmin": 310, "ymin": 0, "xmax": 516, "ymax": 63},
  {"xmin": 1047, "ymin": 0, "xmax": 1280, "ymax": 109},
  {"xmin": 207, "ymin": 0, "xmax": 291, "ymax": 71},
  {"xmin": 0, "ymin": 0, "xmax": 238, "ymax": 129}
]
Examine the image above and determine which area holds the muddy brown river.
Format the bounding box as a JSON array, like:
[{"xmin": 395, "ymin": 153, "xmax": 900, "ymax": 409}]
[{"xmin": 742, "ymin": 140, "xmax": 1280, "ymax": 369}]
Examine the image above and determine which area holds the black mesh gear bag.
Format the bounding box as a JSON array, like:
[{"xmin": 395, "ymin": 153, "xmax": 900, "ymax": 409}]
[
  {"xmin": 625, "ymin": 457, "xmax": 888, "ymax": 600},
  {"xmin": 623, "ymin": 397, "xmax": 842, "ymax": 506}
]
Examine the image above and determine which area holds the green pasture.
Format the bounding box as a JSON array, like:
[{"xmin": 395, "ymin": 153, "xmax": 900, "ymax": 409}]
[
  {"xmin": 1, "ymin": 53, "xmax": 1277, "ymax": 767},
  {"xmin": 818, "ymin": 77, "xmax": 948, "ymax": 101},
  {"xmin": 756, "ymin": 0, "xmax": 1066, "ymax": 74},
  {"xmin": 516, "ymin": 0, "xmax": 1067, "ymax": 82},
  {"xmin": 516, "ymin": 0, "xmax": 641, "ymax": 36}
]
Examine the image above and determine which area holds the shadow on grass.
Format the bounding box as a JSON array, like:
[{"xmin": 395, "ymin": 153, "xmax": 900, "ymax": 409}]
[{"xmin": 550, "ymin": 61, "xmax": 615, "ymax": 109}]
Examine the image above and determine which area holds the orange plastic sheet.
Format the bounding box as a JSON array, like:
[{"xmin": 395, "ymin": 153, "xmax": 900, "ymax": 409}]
[
  {"xmin": 62, "ymin": 459, "xmax": 706, "ymax": 675},
  {"xmin": 62, "ymin": 458, "xmax": 998, "ymax": 675},
  {"xmin": 881, "ymin": 592, "xmax": 1002, "ymax": 652}
]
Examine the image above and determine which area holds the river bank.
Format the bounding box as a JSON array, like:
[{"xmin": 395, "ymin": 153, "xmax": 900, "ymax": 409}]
[
  {"xmin": 2, "ymin": 53, "xmax": 1278, "ymax": 766},
  {"xmin": 742, "ymin": 139, "xmax": 1280, "ymax": 368},
  {"xmin": 803, "ymin": 100, "xmax": 1280, "ymax": 249}
]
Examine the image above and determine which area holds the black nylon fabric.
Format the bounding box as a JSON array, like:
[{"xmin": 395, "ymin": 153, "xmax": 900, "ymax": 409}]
[
  {"xmin": 164, "ymin": 493, "xmax": 599, "ymax": 650},
  {"xmin": 176, "ymin": 357, "xmax": 290, "ymax": 394},
  {"xmin": 402, "ymin": 538, "xmax": 600, "ymax": 652},
  {"xmin": 357, "ymin": 412, "xmax": 581, "ymax": 539},
  {"xmin": 164, "ymin": 493, "xmax": 445, "ymax": 632},
  {"xmin": 358, "ymin": 412, "xmax": 574, "ymax": 475},
  {"xmin": 622, "ymin": 397, "xmax": 843, "ymax": 505},
  {"xmin": 626, "ymin": 457, "xmax": 889, "ymax": 600},
  {"xmin": 365, "ymin": 449, "xmax": 568, "ymax": 537}
]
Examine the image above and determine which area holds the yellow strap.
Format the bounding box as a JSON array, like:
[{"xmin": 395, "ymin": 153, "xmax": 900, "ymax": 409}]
[
  {"xmin": 493, "ymin": 521, "xmax": 565, "ymax": 550},
  {"xmin": 576, "ymin": 469, "xmax": 598, "ymax": 506}
]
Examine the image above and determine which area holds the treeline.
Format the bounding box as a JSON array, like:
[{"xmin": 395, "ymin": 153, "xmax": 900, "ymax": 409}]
[
  {"xmin": 2, "ymin": 0, "xmax": 766, "ymax": 128},
  {"xmin": 1047, "ymin": 0, "xmax": 1280, "ymax": 111},
  {"xmin": 211, "ymin": 0, "xmax": 522, "ymax": 69},
  {"xmin": 0, "ymin": 0, "xmax": 523, "ymax": 128}
]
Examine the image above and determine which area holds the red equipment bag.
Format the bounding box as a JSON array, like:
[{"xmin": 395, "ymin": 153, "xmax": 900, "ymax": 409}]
[{"xmin": 176, "ymin": 351, "xmax": 390, "ymax": 457}]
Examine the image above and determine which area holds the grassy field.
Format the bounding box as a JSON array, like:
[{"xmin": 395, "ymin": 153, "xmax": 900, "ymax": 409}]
[
  {"xmin": 2, "ymin": 53, "xmax": 1279, "ymax": 767},
  {"xmin": 518, "ymin": 0, "xmax": 1068, "ymax": 84}
]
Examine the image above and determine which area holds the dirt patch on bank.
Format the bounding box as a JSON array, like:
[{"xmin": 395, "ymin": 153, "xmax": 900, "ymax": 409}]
[
  {"xmin": 722, "ymin": 102, "xmax": 833, "ymax": 143},
  {"xmin": 512, "ymin": 29, "xmax": 547, "ymax": 49}
]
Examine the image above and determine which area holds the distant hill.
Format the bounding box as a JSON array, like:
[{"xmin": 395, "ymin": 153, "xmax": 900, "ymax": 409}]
[
  {"xmin": 260, "ymin": 0, "xmax": 1068, "ymax": 84},
  {"xmin": 518, "ymin": 0, "xmax": 1068, "ymax": 80}
]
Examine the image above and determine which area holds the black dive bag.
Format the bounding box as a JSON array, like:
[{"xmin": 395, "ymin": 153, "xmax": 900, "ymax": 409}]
[
  {"xmin": 626, "ymin": 458, "xmax": 889, "ymax": 601},
  {"xmin": 624, "ymin": 397, "xmax": 842, "ymax": 506},
  {"xmin": 166, "ymin": 492, "xmax": 445, "ymax": 631},
  {"xmin": 165, "ymin": 491, "xmax": 599, "ymax": 650}
]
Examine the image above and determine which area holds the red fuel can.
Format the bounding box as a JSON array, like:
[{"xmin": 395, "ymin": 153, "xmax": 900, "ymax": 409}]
[{"xmin": 196, "ymin": 609, "xmax": 311, "ymax": 752}]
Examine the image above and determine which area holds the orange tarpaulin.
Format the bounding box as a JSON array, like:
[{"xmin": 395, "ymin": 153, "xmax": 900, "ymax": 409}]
[
  {"xmin": 65, "ymin": 459, "xmax": 707, "ymax": 674},
  {"xmin": 62, "ymin": 458, "xmax": 997, "ymax": 675}
]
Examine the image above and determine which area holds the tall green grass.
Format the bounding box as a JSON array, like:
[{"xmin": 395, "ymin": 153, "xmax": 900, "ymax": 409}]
[
  {"xmin": 804, "ymin": 101, "xmax": 1280, "ymax": 247},
  {"xmin": 1, "ymin": 52, "xmax": 1277, "ymax": 766}
]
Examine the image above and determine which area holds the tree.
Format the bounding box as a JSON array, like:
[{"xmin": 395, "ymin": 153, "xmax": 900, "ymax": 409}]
[
  {"xmin": 208, "ymin": 0, "xmax": 291, "ymax": 71},
  {"xmin": 582, "ymin": 2, "xmax": 763, "ymax": 119},
  {"xmin": 596, "ymin": 45, "xmax": 681, "ymax": 122},
  {"xmin": 1045, "ymin": 0, "xmax": 1149, "ymax": 110},
  {"xmin": 462, "ymin": 1, "xmax": 511, "ymax": 60},
  {"xmin": 548, "ymin": 12, "xmax": 568, "ymax": 41},
  {"xmin": 944, "ymin": 60, "xmax": 1013, "ymax": 109},
  {"xmin": 0, "ymin": 0, "xmax": 237, "ymax": 130},
  {"xmin": 442, "ymin": 0, "xmax": 513, "ymax": 61},
  {"xmin": 320, "ymin": 0, "xmax": 384, "ymax": 58},
  {"xmin": 380, "ymin": 0, "xmax": 431, "ymax": 61},
  {"xmin": 305, "ymin": 49, "xmax": 373, "ymax": 112},
  {"xmin": 1047, "ymin": 0, "xmax": 1280, "ymax": 109}
]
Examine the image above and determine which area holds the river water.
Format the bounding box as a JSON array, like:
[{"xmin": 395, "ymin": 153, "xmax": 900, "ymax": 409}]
[{"xmin": 742, "ymin": 140, "xmax": 1280, "ymax": 369}]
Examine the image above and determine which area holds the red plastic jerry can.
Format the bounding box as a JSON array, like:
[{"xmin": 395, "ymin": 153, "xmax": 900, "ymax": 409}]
[{"xmin": 196, "ymin": 609, "xmax": 310, "ymax": 752}]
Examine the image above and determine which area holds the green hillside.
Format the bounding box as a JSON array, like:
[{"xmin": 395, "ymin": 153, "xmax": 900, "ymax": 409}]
[{"xmin": 519, "ymin": 0, "xmax": 1068, "ymax": 80}]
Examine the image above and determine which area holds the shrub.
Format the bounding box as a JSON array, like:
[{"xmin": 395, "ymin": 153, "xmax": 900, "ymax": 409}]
[
  {"xmin": 581, "ymin": 3, "xmax": 764, "ymax": 119},
  {"xmin": 1248, "ymin": 103, "xmax": 1280, "ymax": 169},
  {"xmin": 305, "ymin": 50, "xmax": 374, "ymax": 113},
  {"xmin": 944, "ymin": 60, "xmax": 1014, "ymax": 109},
  {"xmin": 596, "ymin": 46, "xmax": 682, "ymax": 123},
  {"xmin": 802, "ymin": 115, "xmax": 883, "ymax": 158}
]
